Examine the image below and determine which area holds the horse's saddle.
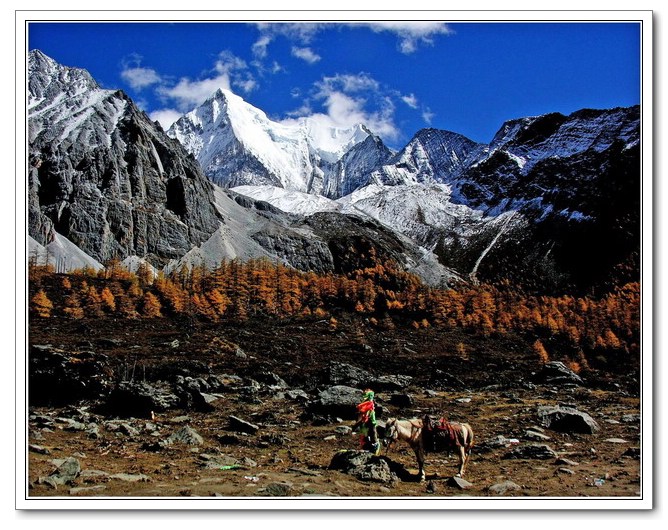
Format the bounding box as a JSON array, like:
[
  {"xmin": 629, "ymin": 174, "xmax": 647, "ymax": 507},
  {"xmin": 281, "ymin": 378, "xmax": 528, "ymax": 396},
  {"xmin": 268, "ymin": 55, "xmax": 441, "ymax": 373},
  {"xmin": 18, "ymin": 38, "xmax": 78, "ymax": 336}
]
[{"xmin": 422, "ymin": 415, "xmax": 462, "ymax": 451}]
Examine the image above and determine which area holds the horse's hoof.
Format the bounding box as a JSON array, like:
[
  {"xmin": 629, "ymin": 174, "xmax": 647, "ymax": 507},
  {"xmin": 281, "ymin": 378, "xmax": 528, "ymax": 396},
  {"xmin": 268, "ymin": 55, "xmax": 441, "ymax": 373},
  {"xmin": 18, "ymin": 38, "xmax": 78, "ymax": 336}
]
[{"xmin": 455, "ymin": 473, "xmax": 462, "ymax": 478}]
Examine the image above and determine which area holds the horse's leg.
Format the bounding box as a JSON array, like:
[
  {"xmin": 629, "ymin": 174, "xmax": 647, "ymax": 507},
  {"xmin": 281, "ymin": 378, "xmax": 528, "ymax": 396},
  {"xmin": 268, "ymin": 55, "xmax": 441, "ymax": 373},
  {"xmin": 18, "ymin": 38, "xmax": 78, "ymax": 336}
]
[
  {"xmin": 456, "ymin": 445, "xmax": 466, "ymax": 477},
  {"xmin": 415, "ymin": 444, "xmax": 426, "ymax": 482}
]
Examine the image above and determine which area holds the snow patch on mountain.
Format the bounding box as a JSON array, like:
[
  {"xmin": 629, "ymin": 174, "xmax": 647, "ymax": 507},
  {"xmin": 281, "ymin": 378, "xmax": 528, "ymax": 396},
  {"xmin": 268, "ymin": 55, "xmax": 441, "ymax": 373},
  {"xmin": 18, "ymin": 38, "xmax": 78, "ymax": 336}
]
[{"xmin": 231, "ymin": 185, "xmax": 340, "ymax": 216}]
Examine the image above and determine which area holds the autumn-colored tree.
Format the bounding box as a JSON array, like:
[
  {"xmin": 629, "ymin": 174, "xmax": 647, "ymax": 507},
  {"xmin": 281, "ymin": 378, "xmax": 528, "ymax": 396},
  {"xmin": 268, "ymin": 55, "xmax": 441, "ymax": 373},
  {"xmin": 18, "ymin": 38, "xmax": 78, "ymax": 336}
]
[
  {"xmin": 141, "ymin": 292, "xmax": 162, "ymax": 318},
  {"xmin": 81, "ymin": 284, "xmax": 104, "ymax": 317},
  {"xmin": 533, "ymin": 339, "xmax": 550, "ymax": 364},
  {"xmin": 115, "ymin": 291, "xmax": 139, "ymax": 318},
  {"xmin": 206, "ymin": 288, "xmax": 229, "ymax": 318},
  {"xmin": 154, "ymin": 275, "xmax": 187, "ymax": 314},
  {"xmin": 31, "ymin": 289, "xmax": 53, "ymax": 318},
  {"xmin": 62, "ymin": 292, "xmax": 84, "ymax": 319},
  {"xmin": 100, "ymin": 287, "xmax": 116, "ymax": 312}
]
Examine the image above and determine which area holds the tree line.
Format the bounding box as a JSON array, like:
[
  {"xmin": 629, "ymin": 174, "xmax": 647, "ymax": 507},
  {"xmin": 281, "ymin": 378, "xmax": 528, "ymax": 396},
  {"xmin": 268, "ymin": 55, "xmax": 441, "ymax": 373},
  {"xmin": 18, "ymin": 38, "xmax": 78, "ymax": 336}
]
[{"xmin": 29, "ymin": 257, "xmax": 639, "ymax": 369}]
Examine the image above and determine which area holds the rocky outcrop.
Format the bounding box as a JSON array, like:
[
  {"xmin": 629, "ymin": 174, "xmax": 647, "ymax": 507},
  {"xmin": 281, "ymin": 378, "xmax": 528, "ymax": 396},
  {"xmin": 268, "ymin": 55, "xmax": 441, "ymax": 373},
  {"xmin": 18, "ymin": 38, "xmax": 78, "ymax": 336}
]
[
  {"xmin": 28, "ymin": 50, "xmax": 221, "ymax": 268},
  {"xmin": 537, "ymin": 405, "xmax": 600, "ymax": 434}
]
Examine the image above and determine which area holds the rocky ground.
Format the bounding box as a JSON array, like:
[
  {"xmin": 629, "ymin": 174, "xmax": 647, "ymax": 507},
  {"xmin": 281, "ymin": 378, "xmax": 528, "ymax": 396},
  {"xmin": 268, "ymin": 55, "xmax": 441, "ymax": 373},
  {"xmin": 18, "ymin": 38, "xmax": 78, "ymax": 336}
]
[{"xmin": 25, "ymin": 315, "xmax": 642, "ymax": 502}]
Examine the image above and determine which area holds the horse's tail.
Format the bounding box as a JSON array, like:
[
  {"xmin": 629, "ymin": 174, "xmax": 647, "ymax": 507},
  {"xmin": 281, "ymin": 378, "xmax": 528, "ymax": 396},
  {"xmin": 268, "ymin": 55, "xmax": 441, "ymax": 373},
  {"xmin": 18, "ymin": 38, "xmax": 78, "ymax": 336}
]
[{"xmin": 463, "ymin": 423, "xmax": 474, "ymax": 453}]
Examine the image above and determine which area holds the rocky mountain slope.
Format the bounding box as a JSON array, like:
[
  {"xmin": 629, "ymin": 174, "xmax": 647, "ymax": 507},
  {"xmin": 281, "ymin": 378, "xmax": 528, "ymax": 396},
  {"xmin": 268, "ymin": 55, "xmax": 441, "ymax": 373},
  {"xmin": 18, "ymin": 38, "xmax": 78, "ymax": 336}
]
[
  {"xmin": 28, "ymin": 50, "xmax": 222, "ymax": 268},
  {"xmin": 207, "ymin": 98, "xmax": 640, "ymax": 292}
]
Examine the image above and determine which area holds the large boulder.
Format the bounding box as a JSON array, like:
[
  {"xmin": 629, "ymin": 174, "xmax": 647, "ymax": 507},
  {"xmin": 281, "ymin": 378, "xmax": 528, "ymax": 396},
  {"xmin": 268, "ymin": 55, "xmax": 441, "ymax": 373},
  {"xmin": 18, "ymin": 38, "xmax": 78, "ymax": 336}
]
[
  {"xmin": 306, "ymin": 385, "xmax": 384, "ymax": 420},
  {"xmin": 534, "ymin": 361, "xmax": 584, "ymax": 385},
  {"xmin": 29, "ymin": 345, "xmax": 113, "ymax": 406},
  {"xmin": 537, "ymin": 405, "xmax": 600, "ymax": 434},
  {"xmin": 329, "ymin": 450, "xmax": 398, "ymax": 484},
  {"xmin": 105, "ymin": 381, "xmax": 180, "ymax": 418}
]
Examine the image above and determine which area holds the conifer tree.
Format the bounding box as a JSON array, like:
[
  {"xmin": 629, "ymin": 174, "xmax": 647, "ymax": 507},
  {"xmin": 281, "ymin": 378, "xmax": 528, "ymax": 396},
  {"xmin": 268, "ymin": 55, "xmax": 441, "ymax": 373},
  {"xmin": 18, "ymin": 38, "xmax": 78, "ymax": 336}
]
[
  {"xmin": 141, "ymin": 292, "xmax": 162, "ymax": 318},
  {"xmin": 31, "ymin": 289, "xmax": 53, "ymax": 318}
]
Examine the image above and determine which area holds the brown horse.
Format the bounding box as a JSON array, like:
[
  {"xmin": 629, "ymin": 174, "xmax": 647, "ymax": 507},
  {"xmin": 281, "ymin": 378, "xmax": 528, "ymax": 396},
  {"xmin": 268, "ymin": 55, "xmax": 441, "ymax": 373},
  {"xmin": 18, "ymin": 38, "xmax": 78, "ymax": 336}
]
[{"xmin": 383, "ymin": 416, "xmax": 474, "ymax": 481}]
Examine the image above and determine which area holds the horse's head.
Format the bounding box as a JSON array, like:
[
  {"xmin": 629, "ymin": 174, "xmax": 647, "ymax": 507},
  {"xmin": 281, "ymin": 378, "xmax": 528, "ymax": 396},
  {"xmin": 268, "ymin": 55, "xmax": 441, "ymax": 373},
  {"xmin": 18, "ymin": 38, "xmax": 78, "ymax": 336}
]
[{"xmin": 383, "ymin": 418, "xmax": 399, "ymax": 446}]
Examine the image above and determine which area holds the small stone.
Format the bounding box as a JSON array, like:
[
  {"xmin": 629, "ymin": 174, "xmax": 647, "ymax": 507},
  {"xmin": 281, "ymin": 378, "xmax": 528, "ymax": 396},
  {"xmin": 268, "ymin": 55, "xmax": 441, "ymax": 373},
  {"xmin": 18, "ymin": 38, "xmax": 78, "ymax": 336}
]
[
  {"xmin": 447, "ymin": 476, "xmax": 473, "ymax": 489},
  {"xmin": 488, "ymin": 480, "xmax": 522, "ymax": 495}
]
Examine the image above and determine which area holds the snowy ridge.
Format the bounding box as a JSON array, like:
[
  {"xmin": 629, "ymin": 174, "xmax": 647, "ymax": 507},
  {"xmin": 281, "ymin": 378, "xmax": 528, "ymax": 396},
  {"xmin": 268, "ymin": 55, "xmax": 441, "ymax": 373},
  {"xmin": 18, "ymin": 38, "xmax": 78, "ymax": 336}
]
[
  {"xmin": 168, "ymin": 89, "xmax": 370, "ymax": 193},
  {"xmin": 28, "ymin": 50, "xmax": 127, "ymax": 149}
]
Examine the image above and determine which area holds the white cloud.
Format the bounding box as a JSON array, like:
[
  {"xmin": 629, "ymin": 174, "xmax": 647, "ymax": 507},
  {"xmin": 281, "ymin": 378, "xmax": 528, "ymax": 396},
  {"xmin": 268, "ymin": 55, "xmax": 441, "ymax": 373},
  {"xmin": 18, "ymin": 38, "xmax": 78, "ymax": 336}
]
[
  {"xmin": 315, "ymin": 73, "xmax": 380, "ymax": 96},
  {"xmin": 422, "ymin": 107, "xmax": 435, "ymax": 125},
  {"xmin": 284, "ymin": 72, "xmax": 398, "ymax": 141},
  {"xmin": 155, "ymin": 50, "xmax": 255, "ymax": 111},
  {"xmin": 157, "ymin": 74, "xmax": 232, "ymax": 111},
  {"xmin": 149, "ymin": 108, "xmax": 183, "ymax": 130},
  {"xmin": 363, "ymin": 22, "xmax": 453, "ymax": 53},
  {"xmin": 255, "ymin": 23, "xmax": 327, "ymax": 44},
  {"xmin": 401, "ymin": 93, "xmax": 419, "ymax": 109},
  {"xmin": 120, "ymin": 66, "xmax": 162, "ymax": 91},
  {"xmin": 291, "ymin": 46, "xmax": 321, "ymax": 64},
  {"xmin": 252, "ymin": 35, "xmax": 272, "ymax": 58}
]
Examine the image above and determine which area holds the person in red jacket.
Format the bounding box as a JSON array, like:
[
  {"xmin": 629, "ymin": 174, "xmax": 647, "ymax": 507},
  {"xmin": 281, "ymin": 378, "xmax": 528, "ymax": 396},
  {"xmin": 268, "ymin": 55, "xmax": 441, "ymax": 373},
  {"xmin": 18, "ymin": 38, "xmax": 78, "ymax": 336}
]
[{"xmin": 353, "ymin": 389, "xmax": 380, "ymax": 455}]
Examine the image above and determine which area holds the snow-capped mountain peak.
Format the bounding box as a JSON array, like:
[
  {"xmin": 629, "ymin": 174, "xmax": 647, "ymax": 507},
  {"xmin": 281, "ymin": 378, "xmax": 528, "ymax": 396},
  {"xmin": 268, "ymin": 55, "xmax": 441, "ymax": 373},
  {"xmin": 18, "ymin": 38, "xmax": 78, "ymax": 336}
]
[{"xmin": 168, "ymin": 89, "xmax": 372, "ymax": 194}]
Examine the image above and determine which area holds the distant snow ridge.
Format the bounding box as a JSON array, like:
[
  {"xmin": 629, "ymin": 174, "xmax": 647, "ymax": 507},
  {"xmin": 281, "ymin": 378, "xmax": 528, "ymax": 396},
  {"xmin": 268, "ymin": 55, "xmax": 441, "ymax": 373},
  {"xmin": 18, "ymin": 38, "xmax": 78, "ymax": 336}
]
[{"xmin": 168, "ymin": 88, "xmax": 372, "ymax": 195}]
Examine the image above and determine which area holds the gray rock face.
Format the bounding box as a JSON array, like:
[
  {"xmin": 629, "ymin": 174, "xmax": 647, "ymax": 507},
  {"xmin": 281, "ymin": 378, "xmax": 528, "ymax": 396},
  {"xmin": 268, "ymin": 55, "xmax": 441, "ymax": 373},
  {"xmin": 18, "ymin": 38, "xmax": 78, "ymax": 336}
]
[
  {"xmin": 537, "ymin": 405, "xmax": 600, "ymax": 434},
  {"xmin": 28, "ymin": 50, "xmax": 221, "ymax": 268}
]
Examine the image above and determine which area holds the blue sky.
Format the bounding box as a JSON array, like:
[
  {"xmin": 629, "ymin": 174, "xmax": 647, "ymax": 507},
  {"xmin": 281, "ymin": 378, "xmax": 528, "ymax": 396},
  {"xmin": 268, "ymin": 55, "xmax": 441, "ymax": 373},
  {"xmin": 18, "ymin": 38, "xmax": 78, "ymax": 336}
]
[{"xmin": 28, "ymin": 21, "xmax": 640, "ymax": 148}]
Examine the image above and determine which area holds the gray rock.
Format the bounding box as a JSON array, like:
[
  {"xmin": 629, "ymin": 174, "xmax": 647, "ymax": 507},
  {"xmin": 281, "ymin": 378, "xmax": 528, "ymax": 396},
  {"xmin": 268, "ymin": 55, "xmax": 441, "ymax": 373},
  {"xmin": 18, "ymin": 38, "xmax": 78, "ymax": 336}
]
[
  {"xmin": 555, "ymin": 457, "xmax": 579, "ymax": 466},
  {"xmin": 476, "ymin": 435, "xmax": 521, "ymax": 453},
  {"xmin": 447, "ymin": 476, "xmax": 473, "ymax": 489},
  {"xmin": 502, "ymin": 444, "xmax": 559, "ymax": 460},
  {"xmin": 604, "ymin": 438, "xmax": 629, "ymax": 443},
  {"xmin": 537, "ymin": 405, "xmax": 600, "ymax": 434},
  {"xmin": 308, "ymin": 385, "xmax": 384, "ymax": 420},
  {"xmin": 372, "ymin": 374, "xmax": 413, "ymax": 391},
  {"xmin": 329, "ymin": 450, "xmax": 398, "ymax": 484},
  {"xmin": 534, "ymin": 361, "xmax": 584, "ymax": 385},
  {"xmin": 69, "ymin": 485, "xmax": 107, "ymax": 495},
  {"xmin": 108, "ymin": 473, "xmax": 151, "ymax": 482},
  {"xmin": 621, "ymin": 414, "xmax": 640, "ymax": 424},
  {"xmin": 327, "ymin": 362, "xmax": 369, "ymax": 387},
  {"xmin": 260, "ymin": 482, "xmax": 294, "ymax": 496},
  {"xmin": 106, "ymin": 381, "xmax": 180, "ymax": 418},
  {"xmin": 228, "ymin": 415, "xmax": 259, "ymax": 434},
  {"xmin": 255, "ymin": 371, "xmax": 289, "ymax": 389},
  {"xmin": 40, "ymin": 456, "xmax": 81, "ymax": 488},
  {"xmin": 56, "ymin": 418, "xmax": 88, "ymax": 431},
  {"xmin": 29, "ymin": 444, "xmax": 50, "ymax": 455},
  {"xmin": 487, "ymin": 480, "xmax": 522, "ymax": 495},
  {"xmin": 166, "ymin": 426, "xmax": 204, "ymax": 446},
  {"xmin": 524, "ymin": 429, "xmax": 551, "ymax": 441}
]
